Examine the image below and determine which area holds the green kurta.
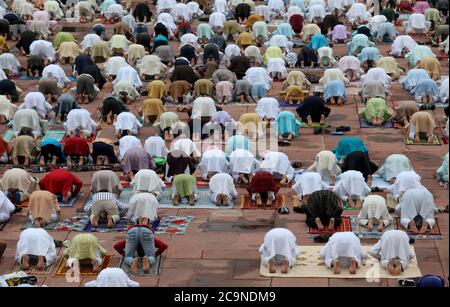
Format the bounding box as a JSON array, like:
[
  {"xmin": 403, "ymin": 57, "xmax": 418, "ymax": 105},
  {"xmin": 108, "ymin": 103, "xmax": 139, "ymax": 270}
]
[
  {"xmin": 53, "ymin": 32, "xmax": 76, "ymax": 49},
  {"xmin": 65, "ymin": 233, "xmax": 107, "ymax": 260},
  {"xmin": 173, "ymin": 174, "xmax": 196, "ymax": 198},
  {"xmin": 359, "ymin": 98, "xmax": 392, "ymax": 122}
]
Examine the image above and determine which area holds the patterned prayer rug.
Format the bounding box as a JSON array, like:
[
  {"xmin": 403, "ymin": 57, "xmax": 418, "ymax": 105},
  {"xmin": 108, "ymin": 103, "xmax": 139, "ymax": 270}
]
[
  {"xmin": 2, "ymin": 130, "xmax": 15, "ymax": 142},
  {"xmin": 42, "ymin": 130, "xmax": 66, "ymax": 142},
  {"xmin": 118, "ymin": 255, "xmax": 164, "ymax": 276},
  {"xmin": 350, "ymin": 215, "xmax": 394, "ymax": 240},
  {"xmin": 21, "ymin": 220, "xmax": 58, "ymax": 230},
  {"xmin": 240, "ymin": 194, "xmax": 285, "ymax": 210},
  {"xmin": 307, "ymin": 216, "xmax": 352, "ymax": 238},
  {"xmin": 359, "ymin": 117, "xmax": 394, "ymax": 128},
  {"xmin": 12, "ymin": 261, "xmax": 55, "ymax": 275},
  {"xmin": 155, "ymin": 216, "xmax": 194, "ymax": 235},
  {"xmin": 395, "ymin": 217, "xmax": 444, "ymax": 240},
  {"xmin": 54, "ymin": 255, "xmax": 112, "ymax": 277},
  {"xmin": 158, "ymin": 188, "xmax": 233, "ymax": 209},
  {"xmin": 259, "ymin": 245, "xmax": 422, "ymax": 279},
  {"xmin": 405, "ymin": 135, "xmax": 441, "ymax": 145}
]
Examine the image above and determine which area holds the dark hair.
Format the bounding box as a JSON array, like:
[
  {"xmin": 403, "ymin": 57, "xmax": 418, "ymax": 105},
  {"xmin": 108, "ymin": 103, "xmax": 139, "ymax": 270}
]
[{"xmin": 19, "ymin": 127, "xmax": 33, "ymax": 137}]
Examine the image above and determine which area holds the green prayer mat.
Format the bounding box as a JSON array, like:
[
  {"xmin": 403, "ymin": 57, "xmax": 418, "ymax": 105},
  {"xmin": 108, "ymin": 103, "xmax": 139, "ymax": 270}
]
[
  {"xmin": 300, "ymin": 122, "xmax": 331, "ymax": 128},
  {"xmin": 405, "ymin": 135, "xmax": 441, "ymax": 145},
  {"xmin": 3, "ymin": 130, "xmax": 15, "ymax": 142},
  {"xmin": 42, "ymin": 130, "xmax": 66, "ymax": 142}
]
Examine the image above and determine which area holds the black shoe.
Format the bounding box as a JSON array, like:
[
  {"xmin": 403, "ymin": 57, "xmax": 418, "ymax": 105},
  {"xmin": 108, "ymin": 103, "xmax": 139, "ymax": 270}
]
[
  {"xmin": 13, "ymin": 205, "xmax": 22, "ymax": 213},
  {"xmin": 314, "ymin": 127, "xmax": 323, "ymax": 134},
  {"xmin": 291, "ymin": 161, "xmax": 303, "ymax": 168},
  {"xmin": 54, "ymin": 240, "xmax": 63, "ymax": 248},
  {"xmin": 429, "ymin": 104, "xmax": 436, "ymax": 111},
  {"xmin": 399, "ymin": 279, "xmax": 416, "ymax": 287},
  {"xmin": 336, "ymin": 126, "xmax": 351, "ymax": 132},
  {"xmin": 293, "ymin": 206, "xmax": 307, "ymax": 214},
  {"xmin": 420, "ymin": 104, "xmax": 428, "ymax": 111},
  {"xmin": 314, "ymin": 235, "xmax": 330, "ymax": 243},
  {"xmin": 371, "ymin": 187, "xmax": 381, "ymax": 192}
]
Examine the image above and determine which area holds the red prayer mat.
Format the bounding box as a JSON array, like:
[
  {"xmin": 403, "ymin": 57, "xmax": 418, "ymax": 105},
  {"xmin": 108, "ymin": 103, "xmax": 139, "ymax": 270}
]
[
  {"xmin": 395, "ymin": 217, "xmax": 443, "ymax": 237},
  {"xmin": 240, "ymin": 194, "xmax": 285, "ymax": 210},
  {"xmin": 307, "ymin": 216, "xmax": 352, "ymax": 236},
  {"xmin": 54, "ymin": 255, "xmax": 112, "ymax": 277}
]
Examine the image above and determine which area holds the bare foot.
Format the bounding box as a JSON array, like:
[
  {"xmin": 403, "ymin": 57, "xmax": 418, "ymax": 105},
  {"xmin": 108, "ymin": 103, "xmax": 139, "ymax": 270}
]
[
  {"xmin": 419, "ymin": 221, "xmax": 429, "ymax": 234},
  {"xmin": 315, "ymin": 217, "xmax": 324, "ymax": 230},
  {"xmin": 348, "ymin": 197, "xmax": 355, "ymax": 208},
  {"xmin": 189, "ymin": 194, "xmax": 195, "ymax": 206},
  {"xmin": 142, "ymin": 256, "xmax": 150, "ymax": 273},
  {"xmin": 367, "ymin": 219, "xmax": 373, "ymax": 232},
  {"xmin": 307, "ymin": 115, "xmax": 313, "ymax": 127},
  {"xmin": 320, "ymin": 114, "xmax": 326, "ymax": 126},
  {"xmin": 222, "ymin": 195, "xmax": 228, "ymax": 205},
  {"xmin": 328, "ymin": 218, "xmax": 335, "ymax": 230},
  {"xmin": 377, "ymin": 220, "xmax": 385, "ymax": 232},
  {"xmin": 21, "ymin": 255, "xmax": 30, "ymax": 270},
  {"xmin": 39, "ymin": 156, "xmax": 45, "ymax": 167},
  {"xmin": 267, "ymin": 194, "xmax": 274, "ymax": 206},
  {"xmin": 91, "ymin": 216, "xmax": 99, "ymax": 228},
  {"xmin": 255, "ymin": 194, "xmax": 263, "ymax": 206},
  {"xmin": 281, "ymin": 258, "xmax": 289, "ymax": 274},
  {"xmin": 107, "ymin": 215, "xmax": 114, "ymax": 229},
  {"xmin": 215, "ymin": 195, "xmax": 222, "ymax": 206},
  {"xmin": 332, "ymin": 260, "xmax": 341, "ymax": 274},
  {"xmin": 355, "ymin": 198, "xmax": 362, "ymax": 209},
  {"xmin": 268, "ymin": 258, "xmax": 276, "ymax": 273},
  {"xmin": 408, "ymin": 221, "xmax": 420, "ymax": 234},
  {"xmin": 172, "ymin": 195, "xmax": 179, "ymax": 206},
  {"xmin": 36, "ymin": 256, "xmax": 45, "ymax": 270},
  {"xmin": 130, "ymin": 258, "xmax": 139, "ymax": 274},
  {"xmin": 92, "ymin": 259, "xmax": 100, "ymax": 273},
  {"xmin": 349, "ymin": 258, "xmax": 357, "ymax": 274},
  {"xmin": 427, "ymin": 136, "xmax": 434, "ymax": 144}
]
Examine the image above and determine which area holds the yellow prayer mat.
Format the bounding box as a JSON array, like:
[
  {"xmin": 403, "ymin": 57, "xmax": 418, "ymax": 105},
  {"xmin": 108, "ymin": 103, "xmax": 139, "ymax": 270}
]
[{"xmin": 260, "ymin": 245, "xmax": 422, "ymax": 279}]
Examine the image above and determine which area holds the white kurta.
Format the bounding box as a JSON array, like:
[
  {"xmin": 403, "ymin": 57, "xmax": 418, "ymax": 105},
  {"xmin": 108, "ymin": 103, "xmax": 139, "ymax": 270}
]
[
  {"xmin": 387, "ymin": 171, "xmax": 425, "ymax": 200},
  {"xmin": 333, "ymin": 170, "xmax": 371, "ymax": 201},
  {"xmin": 13, "ymin": 109, "xmax": 42, "ymax": 136},
  {"xmin": 172, "ymin": 3, "xmax": 191, "ymax": 21},
  {"xmin": 362, "ymin": 67, "xmax": 392, "ymax": 89},
  {"xmin": 405, "ymin": 13, "xmax": 429, "ymax": 33},
  {"xmin": 104, "ymin": 4, "xmax": 127, "ymax": 19},
  {"xmin": 307, "ymin": 150, "xmax": 341, "ymax": 178},
  {"xmin": 144, "ymin": 136, "xmax": 168, "ymax": 158},
  {"xmin": 209, "ymin": 12, "xmax": 226, "ymax": 28},
  {"xmin": 256, "ymin": 97, "xmax": 281, "ymax": 120},
  {"xmin": 0, "ymin": 191, "xmax": 15, "ymax": 223},
  {"xmin": 199, "ymin": 149, "xmax": 230, "ymax": 179},
  {"xmin": 18, "ymin": 92, "xmax": 52, "ymax": 117},
  {"xmin": 113, "ymin": 66, "xmax": 142, "ymax": 88},
  {"xmin": 118, "ymin": 135, "xmax": 142, "ymax": 161},
  {"xmin": 259, "ymin": 228, "xmax": 300, "ymax": 267},
  {"xmin": 64, "ymin": 109, "xmax": 98, "ymax": 135},
  {"xmin": 391, "ymin": 35, "xmax": 417, "ymax": 57},
  {"xmin": 440, "ymin": 78, "xmax": 449, "ymax": 103},
  {"xmin": 319, "ymin": 232, "xmax": 368, "ymax": 268},
  {"xmin": 172, "ymin": 138, "xmax": 200, "ymax": 157},
  {"xmin": 292, "ymin": 172, "xmax": 330, "ymax": 197},
  {"xmin": 126, "ymin": 192, "xmax": 159, "ymax": 222},
  {"xmin": 105, "ymin": 56, "xmax": 129, "ymax": 76},
  {"xmin": 157, "ymin": 12, "xmax": 177, "ymax": 35},
  {"xmin": 191, "ymin": 97, "xmax": 217, "ymax": 118},
  {"xmin": 376, "ymin": 154, "xmax": 413, "ymax": 182},
  {"xmin": 260, "ymin": 151, "xmax": 295, "ymax": 182},
  {"xmin": 268, "ymin": 0, "xmax": 286, "ymax": 13},
  {"xmin": 307, "ymin": 4, "xmax": 326, "ymax": 22},
  {"xmin": 114, "ymin": 112, "xmax": 142, "ymax": 135},
  {"xmin": 81, "ymin": 34, "xmax": 102, "ymax": 51},
  {"xmin": 209, "ymin": 173, "xmax": 238, "ymax": 201},
  {"xmin": 230, "ymin": 148, "xmax": 260, "ymax": 175},
  {"xmin": 267, "ymin": 58, "xmax": 288, "ymax": 79},
  {"xmin": 15, "ymin": 228, "xmax": 57, "ymax": 266},
  {"xmin": 30, "ymin": 40, "xmax": 56, "ymax": 62},
  {"xmin": 357, "ymin": 195, "xmax": 392, "ymax": 227},
  {"xmin": 42, "ymin": 64, "xmax": 70, "ymax": 87},
  {"xmin": 137, "ymin": 55, "xmax": 167, "ymax": 76},
  {"xmin": 85, "ymin": 268, "xmax": 139, "ymax": 287},
  {"xmin": 395, "ymin": 188, "xmax": 436, "ymax": 229},
  {"xmin": 244, "ymin": 67, "xmax": 272, "ymax": 90},
  {"xmin": 130, "ymin": 170, "xmax": 165, "ymax": 197},
  {"xmin": 346, "ymin": 3, "xmax": 370, "ymax": 23},
  {"xmin": 370, "ymin": 230, "xmax": 415, "ymax": 271},
  {"xmin": 0, "ymin": 53, "xmax": 21, "ymax": 75}
]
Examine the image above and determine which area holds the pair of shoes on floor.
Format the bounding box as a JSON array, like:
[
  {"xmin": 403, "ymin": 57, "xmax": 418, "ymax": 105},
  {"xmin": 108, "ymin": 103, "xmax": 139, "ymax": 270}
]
[
  {"xmin": 420, "ymin": 104, "xmax": 436, "ymax": 111},
  {"xmin": 336, "ymin": 126, "xmax": 351, "ymax": 132},
  {"xmin": 314, "ymin": 235, "xmax": 330, "ymax": 243}
]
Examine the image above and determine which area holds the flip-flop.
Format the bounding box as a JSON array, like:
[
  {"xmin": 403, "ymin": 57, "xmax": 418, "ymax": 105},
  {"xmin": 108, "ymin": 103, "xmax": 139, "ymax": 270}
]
[{"xmin": 399, "ymin": 279, "xmax": 416, "ymax": 287}]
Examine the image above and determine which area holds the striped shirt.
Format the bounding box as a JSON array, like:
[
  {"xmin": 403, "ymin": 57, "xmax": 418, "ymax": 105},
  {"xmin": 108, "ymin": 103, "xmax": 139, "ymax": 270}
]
[{"xmin": 84, "ymin": 192, "xmax": 128, "ymax": 216}]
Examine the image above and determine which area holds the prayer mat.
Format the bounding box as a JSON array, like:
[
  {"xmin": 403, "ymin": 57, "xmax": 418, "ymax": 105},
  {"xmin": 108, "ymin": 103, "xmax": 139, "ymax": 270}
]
[
  {"xmin": 160, "ymin": 175, "xmax": 210, "ymax": 188},
  {"xmin": 418, "ymin": 102, "xmax": 448, "ymax": 108},
  {"xmin": 119, "ymin": 175, "xmax": 131, "ymax": 188},
  {"xmin": 54, "ymin": 215, "xmax": 90, "ymax": 231},
  {"xmin": 12, "ymin": 261, "xmax": 55, "ymax": 275},
  {"xmin": 2, "ymin": 130, "xmax": 15, "ymax": 141},
  {"xmin": 405, "ymin": 135, "xmax": 441, "ymax": 145},
  {"xmin": 21, "ymin": 220, "xmax": 57, "ymax": 230},
  {"xmin": 300, "ymin": 122, "xmax": 331, "ymax": 128},
  {"xmin": 58, "ymin": 193, "xmax": 82, "ymax": 208},
  {"xmin": 83, "ymin": 189, "xmax": 134, "ymax": 211},
  {"xmin": 395, "ymin": 217, "xmax": 444, "ymax": 240},
  {"xmin": 155, "ymin": 216, "xmax": 194, "ymax": 235},
  {"xmin": 346, "ymin": 87, "xmax": 360, "ymax": 96},
  {"xmin": 259, "ymin": 245, "xmax": 422, "ymax": 279},
  {"xmin": 350, "ymin": 215, "xmax": 394, "ymax": 240},
  {"xmin": 118, "ymin": 255, "xmax": 164, "ymax": 276},
  {"xmin": 240, "ymin": 194, "xmax": 285, "ymax": 210},
  {"xmin": 307, "ymin": 216, "xmax": 352, "ymax": 237},
  {"xmin": 54, "ymin": 254, "xmax": 112, "ymax": 277},
  {"xmin": 158, "ymin": 188, "xmax": 234, "ymax": 209},
  {"xmin": 359, "ymin": 117, "xmax": 394, "ymax": 128},
  {"xmin": 42, "ymin": 130, "xmax": 65, "ymax": 142},
  {"xmin": 84, "ymin": 218, "xmax": 129, "ymax": 233}
]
